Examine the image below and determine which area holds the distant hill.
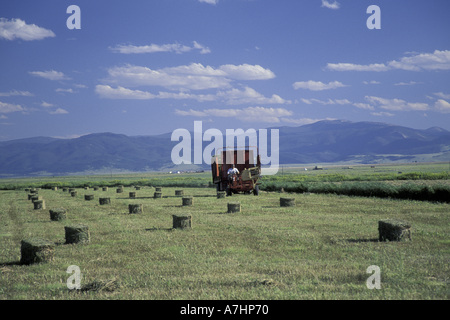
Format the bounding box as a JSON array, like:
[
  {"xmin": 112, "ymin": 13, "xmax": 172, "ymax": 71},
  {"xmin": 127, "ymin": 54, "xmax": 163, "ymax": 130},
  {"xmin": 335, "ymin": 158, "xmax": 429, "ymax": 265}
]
[{"xmin": 0, "ymin": 120, "xmax": 449, "ymax": 177}]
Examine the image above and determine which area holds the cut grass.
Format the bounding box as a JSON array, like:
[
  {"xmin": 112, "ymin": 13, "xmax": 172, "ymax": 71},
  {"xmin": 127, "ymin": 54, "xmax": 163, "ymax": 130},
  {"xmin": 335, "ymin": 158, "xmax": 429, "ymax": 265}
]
[{"xmin": 0, "ymin": 184, "xmax": 448, "ymax": 300}]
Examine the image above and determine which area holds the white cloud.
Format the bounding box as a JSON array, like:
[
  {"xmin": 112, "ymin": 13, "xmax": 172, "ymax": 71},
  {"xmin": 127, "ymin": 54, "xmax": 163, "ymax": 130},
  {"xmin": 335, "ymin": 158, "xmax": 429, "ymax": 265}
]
[
  {"xmin": 433, "ymin": 92, "xmax": 450, "ymax": 100},
  {"xmin": 321, "ymin": 0, "xmax": 340, "ymax": 10},
  {"xmin": 199, "ymin": 0, "xmax": 218, "ymax": 5},
  {"xmin": 327, "ymin": 50, "xmax": 450, "ymax": 72},
  {"xmin": 293, "ymin": 80, "xmax": 348, "ymax": 91},
  {"xmin": 104, "ymin": 64, "xmax": 230, "ymax": 90},
  {"xmin": 434, "ymin": 99, "xmax": 450, "ymax": 113},
  {"xmin": 219, "ymin": 64, "xmax": 275, "ymax": 80},
  {"xmin": 281, "ymin": 117, "xmax": 334, "ymax": 125},
  {"xmin": 29, "ymin": 70, "xmax": 69, "ymax": 81},
  {"xmin": 110, "ymin": 41, "xmax": 210, "ymax": 54},
  {"xmin": 217, "ymin": 87, "xmax": 289, "ymax": 105},
  {"xmin": 371, "ymin": 112, "xmax": 395, "ymax": 117},
  {"xmin": 300, "ymin": 98, "xmax": 351, "ymax": 105},
  {"xmin": 96, "ymin": 84, "xmax": 288, "ymax": 105},
  {"xmin": 327, "ymin": 63, "xmax": 389, "ymax": 72},
  {"xmin": 0, "ymin": 18, "xmax": 55, "ymax": 41},
  {"xmin": 353, "ymin": 102, "xmax": 374, "ymax": 110},
  {"xmin": 95, "ymin": 85, "xmax": 156, "ymax": 100},
  {"xmin": 362, "ymin": 80, "xmax": 380, "ymax": 85},
  {"xmin": 0, "ymin": 101, "xmax": 24, "ymax": 113},
  {"xmin": 394, "ymin": 81, "xmax": 421, "ymax": 86},
  {"xmin": 41, "ymin": 101, "xmax": 53, "ymax": 108},
  {"xmin": 55, "ymin": 88, "xmax": 74, "ymax": 93},
  {"xmin": 365, "ymin": 96, "xmax": 429, "ymax": 111},
  {"xmin": 0, "ymin": 90, "xmax": 33, "ymax": 97},
  {"xmin": 387, "ymin": 50, "xmax": 450, "ymax": 71},
  {"xmin": 175, "ymin": 106, "xmax": 292, "ymax": 123},
  {"xmin": 49, "ymin": 108, "xmax": 69, "ymax": 115},
  {"xmin": 102, "ymin": 63, "xmax": 275, "ymax": 91}
]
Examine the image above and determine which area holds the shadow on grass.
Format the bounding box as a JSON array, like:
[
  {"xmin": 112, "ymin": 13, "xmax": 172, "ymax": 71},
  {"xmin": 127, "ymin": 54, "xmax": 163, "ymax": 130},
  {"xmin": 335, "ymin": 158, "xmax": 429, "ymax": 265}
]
[
  {"xmin": 145, "ymin": 227, "xmax": 174, "ymax": 232},
  {"xmin": 346, "ymin": 238, "xmax": 379, "ymax": 243}
]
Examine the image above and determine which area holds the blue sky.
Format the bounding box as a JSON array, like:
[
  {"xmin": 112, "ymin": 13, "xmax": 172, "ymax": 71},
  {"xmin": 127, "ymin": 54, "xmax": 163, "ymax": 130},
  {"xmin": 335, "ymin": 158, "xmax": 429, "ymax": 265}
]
[{"xmin": 1, "ymin": 0, "xmax": 449, "ymax": 141}]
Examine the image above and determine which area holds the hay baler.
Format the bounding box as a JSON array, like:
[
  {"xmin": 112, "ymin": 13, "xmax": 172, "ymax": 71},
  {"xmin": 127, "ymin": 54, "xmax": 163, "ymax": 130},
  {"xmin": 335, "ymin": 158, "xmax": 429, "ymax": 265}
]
[{"xmin": 211, "ymin": 147, "xmax": 261, "ymax": 196}]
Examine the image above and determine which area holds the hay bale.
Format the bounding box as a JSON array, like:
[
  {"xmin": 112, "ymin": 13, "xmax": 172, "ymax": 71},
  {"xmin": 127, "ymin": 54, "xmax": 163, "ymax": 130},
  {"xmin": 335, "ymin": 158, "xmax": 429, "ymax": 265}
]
[
  {"xmin": 99, "ymin": 197, "xmax": 111, "ymax": 205},
  {"xmin": 227, "ymin": 202, "xmax": 241, "ymax": 213},
  {"xmin": 175, "ymin": 190, "xmax": 184, "ymax": 196},
  {"xmin": 27, "ymin": 194, "xmax": 34, "ymax": 200},
  {"xmin": 71, "ymin": 191, "xmax": 78, "ymax": 197},
  {"xmin": 93, "ymin": 187, "xmax": 99, "ymax": 191},
  {"xmin": 84, "ymin": 187, "xmax": 89, "ymax": 190},
  {"xmin": 378, "ymin": 219, "xmax": 412, "ymax": 242},
  {"xmin": 102, "ymin": 187, "xmax": 109, "ymax": 191},
  {"xmin": 80, "ymin": 278, "xmax": 119, "ymax": 292},
  {"xmin": 129, "ymin": 204, "xmax": 143, "ymax": 214},
  {"xmin": 30, "ymin": 195, "xmax": 41, "ymax": 202},
  {"xmin": 33, "ymin": 199, "xmax": 45, "ymax": 210},
  {"xmin": 49, "ymin": 208, "xmax": 66, "ymax": 221},
  {"xmin": 135, "ymin": 186, "xmax": 141, "ymax": 190},
  {"xmin": 173, "ymin": 214, "xmax": 192, "ymax": 230},
  {"xmin": 116, "ymin": 188, "xmax": 123, "ymax": 193},
  {"xmin": 154, "ymin": 192, "xmax": 162, "ymax": 199},
  {"xmin": 217, "ymin": 191, "xmax": 226, "ymax": 199},
  {"xmin": 280, "ymin": 197, "xmax": 295, "ymax": 207},
  {"xmin": 155, "ymin": 187, "xmax": 162, "ymax": 192},
  {"xmin": 20, "ymin": 238, "xmax": 55, "ymax": 265},
  {"xmin": 69, "ymin": 188, "xmax": 75, "ymax": 193},
  {"xmin": 65, "ymin": 224, "xmax": 90, "ymax": 244},
  {"xmin": 129, "ymin": 192, "xmax": 136, "ymax": 199},
  {"xmin": 84, "ymin": 194, "xmax": 94, "ymax": 201},
  {"xmin": 63, "ymin": 188, "xmax": 68, "ymax": 192},
  {"xmin": 30, "ymin": 188, "xmax": 37, "ymax": 194},
  {"xmin": 52, "ymin": 187, "xmax": 58, "ymax": 191},
  {"xmin": 182, "ymin": 197, "xmax": 193, "ymax": 206}
]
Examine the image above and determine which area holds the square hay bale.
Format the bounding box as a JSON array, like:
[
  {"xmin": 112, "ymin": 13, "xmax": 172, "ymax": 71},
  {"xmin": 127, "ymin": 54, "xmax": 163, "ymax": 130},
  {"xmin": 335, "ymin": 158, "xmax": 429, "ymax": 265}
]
[
  {"xmin": 129, "ymin": 204, "xmax": 143, "ymax": 214},
  {"xmin": 129, "ymin": 192, "xmax": 136, "ymax": 199},
  {"xmin": 49, "ymin": 208, "xmax": 67, "ymax": 221},
  {"xmin": 227, "ymin": 202, "xmax": 241, "ymax": 213},
  {"xmin": 154, "ymin": 192, "xmax": 162, "ymax": 198},
  {"xmin": 65, "ymin": 224, "xmax": 90, "ymax": 244},
  {"xmin": 182, "ymin": 197, "xmax": 193, "ymax": 206},
  {"xmin": 378, "ymin": 219, "xmax": 412, "ymax": 242},
  {"xmin": 30, "ymin": 195, "xmax": 41, "ymax": 202},
  {"xmin": 173, "ymin": 214, "xmax": 192, "ymax": 230},
  {"xmin": 79, "ymin": 278, "xmax": 119, "ymax": 292},
  {"xmin": 102, "ymin": 187, "xmax": 109, "ymax": 191},
  {"xmin": 84, "ymin": 194, "xmax": 94, "ymax": 201},
  {"xmin": 175, "ymin": 190, "xmax": 184, "ymax": 196},
  {"xmin": 20, "ymin": 238, "xmax": 55, "ymax": 265},
  {"xmin": 33, "ymin": 199, "xmax": 45, "ymax": 210},
  {"xmin": 217, "ymin": 191, "xmax": 226, "ymax": 199},
  {"xmin": 280, "ymin": 197, "xmax": 295, "ymax": 207},
  {"xmin": 71, "ymin": 191, "xmax": 78, "ymax": 197},
  {"xmin": 99, "ymin": 197, "xmax": 111, "ymax": 205}
]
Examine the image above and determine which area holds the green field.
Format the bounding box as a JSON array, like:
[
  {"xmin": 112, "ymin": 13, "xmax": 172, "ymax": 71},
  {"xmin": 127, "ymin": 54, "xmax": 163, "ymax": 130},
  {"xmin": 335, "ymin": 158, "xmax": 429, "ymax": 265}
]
[{"xmin": 0, "ymin": 163, "xmax": 449, "ymax": 300}]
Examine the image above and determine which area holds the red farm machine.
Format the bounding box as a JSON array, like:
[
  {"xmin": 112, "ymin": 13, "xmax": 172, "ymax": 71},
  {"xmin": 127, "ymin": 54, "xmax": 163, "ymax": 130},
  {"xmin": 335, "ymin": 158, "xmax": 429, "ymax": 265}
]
[{"xmin": 211, "ymin": 147, "xmax": 261, "ymax": 196}]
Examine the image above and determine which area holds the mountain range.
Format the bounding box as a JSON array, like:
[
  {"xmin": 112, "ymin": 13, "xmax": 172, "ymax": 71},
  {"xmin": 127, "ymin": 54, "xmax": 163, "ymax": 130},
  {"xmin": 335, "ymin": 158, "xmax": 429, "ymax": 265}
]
[{"xmin": 0, "ymin": 120, "xmax": 449, "ymax": 177}]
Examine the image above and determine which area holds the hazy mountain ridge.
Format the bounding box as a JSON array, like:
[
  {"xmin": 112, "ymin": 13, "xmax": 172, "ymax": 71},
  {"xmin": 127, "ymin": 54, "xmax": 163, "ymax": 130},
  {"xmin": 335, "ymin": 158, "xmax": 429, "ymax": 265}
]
[{"xmin": 0, "ymin": 120, "xmax": 449, "ymax": 177}]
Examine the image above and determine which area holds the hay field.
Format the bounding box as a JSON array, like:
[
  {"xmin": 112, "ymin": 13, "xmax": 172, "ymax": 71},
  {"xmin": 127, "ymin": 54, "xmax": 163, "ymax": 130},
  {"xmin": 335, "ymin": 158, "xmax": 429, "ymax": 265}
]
[{"xmin": 1, "ymin": 176, "xmax": 448, "ymax": 300}]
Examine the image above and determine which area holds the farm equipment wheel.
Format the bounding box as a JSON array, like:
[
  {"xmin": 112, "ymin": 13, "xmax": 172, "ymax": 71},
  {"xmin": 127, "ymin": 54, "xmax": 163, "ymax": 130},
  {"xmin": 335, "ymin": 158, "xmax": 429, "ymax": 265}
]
[{"xmin": 253, "ymin": 185, "xmax": 259, "ymax": 196}]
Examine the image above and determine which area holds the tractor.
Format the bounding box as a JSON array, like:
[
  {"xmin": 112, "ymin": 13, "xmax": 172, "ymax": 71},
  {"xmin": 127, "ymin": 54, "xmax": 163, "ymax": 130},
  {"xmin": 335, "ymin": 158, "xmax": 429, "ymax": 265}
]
[{"xmin": 211, "ymin": 147, "xmax": 261, "ymax": 196}]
